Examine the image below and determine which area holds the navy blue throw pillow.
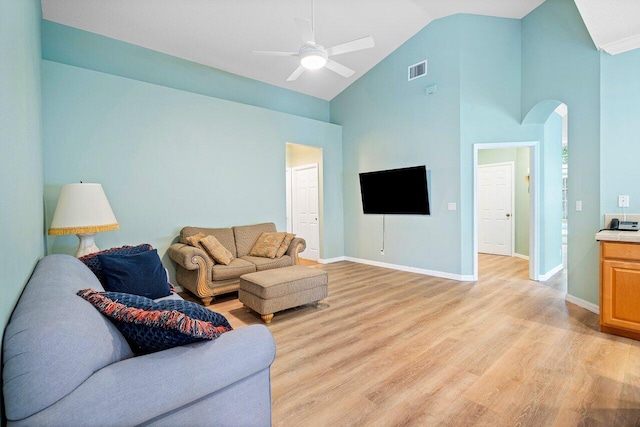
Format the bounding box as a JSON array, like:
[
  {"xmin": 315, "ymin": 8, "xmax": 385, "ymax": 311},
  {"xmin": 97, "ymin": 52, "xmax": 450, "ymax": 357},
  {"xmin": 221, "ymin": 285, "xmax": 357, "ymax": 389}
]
[
  {"xmin": 98, "ymin": 249, "xmax": 171, "ymax": 299},
  {"xmin": 79, "ymin": 244, "xmax": 152, "ymax": 286},
  {"xmin": 77, "ymin": 289, "xmax": 233, "ymax": 355}
]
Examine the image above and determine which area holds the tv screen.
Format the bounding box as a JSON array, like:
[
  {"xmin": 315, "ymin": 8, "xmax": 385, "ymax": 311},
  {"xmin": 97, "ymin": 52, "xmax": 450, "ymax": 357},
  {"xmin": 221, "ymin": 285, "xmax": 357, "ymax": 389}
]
[{"xmin": 359, "ymin": 166, "xmax": 430, "ymax": 215}]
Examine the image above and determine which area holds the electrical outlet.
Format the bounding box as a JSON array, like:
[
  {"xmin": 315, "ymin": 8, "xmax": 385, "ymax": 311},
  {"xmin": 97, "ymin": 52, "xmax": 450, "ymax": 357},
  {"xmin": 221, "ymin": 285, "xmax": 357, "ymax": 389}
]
[
  {"xmin": 576, "ymin": 201, "xmax": 582, "ymax": 211},
  {"xmin": 380, "ymin": 249, "xmax": 384, "ymax": 255},
  {"xmin": 619, "ymin": 195, "xmax": 630, "ymax": 208}
]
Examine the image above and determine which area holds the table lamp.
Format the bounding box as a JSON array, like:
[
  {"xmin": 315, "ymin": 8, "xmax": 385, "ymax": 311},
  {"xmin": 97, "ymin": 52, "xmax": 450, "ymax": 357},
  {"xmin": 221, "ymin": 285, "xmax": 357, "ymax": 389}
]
[{"xmin": 48, "ymin": 183, "xmax": 119, "ymax": 257}]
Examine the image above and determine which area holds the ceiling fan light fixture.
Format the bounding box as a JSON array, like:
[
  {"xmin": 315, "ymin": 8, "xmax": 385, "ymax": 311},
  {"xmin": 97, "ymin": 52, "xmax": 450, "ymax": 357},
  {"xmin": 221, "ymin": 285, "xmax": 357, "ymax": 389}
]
[{"xmin": 300, "ymin": 48, "xmax": 327, "ymax": 70}]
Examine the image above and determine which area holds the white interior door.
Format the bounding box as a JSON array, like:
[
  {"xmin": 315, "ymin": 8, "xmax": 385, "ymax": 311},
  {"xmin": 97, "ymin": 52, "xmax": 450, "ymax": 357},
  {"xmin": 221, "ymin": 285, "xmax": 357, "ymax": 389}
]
[
  {"xmin": 292, "ymin": 164, "xmax": 319, "ymax": 261},
  {"xmin": 478, "ymin": 162, "xmax": 514, "ymax": 256}
]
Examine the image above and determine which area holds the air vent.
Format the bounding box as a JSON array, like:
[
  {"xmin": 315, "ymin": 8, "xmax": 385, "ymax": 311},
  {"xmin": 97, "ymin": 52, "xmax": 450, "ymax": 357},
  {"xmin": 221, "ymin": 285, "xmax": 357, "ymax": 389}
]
[{"xmin": 408, "ymin": 60, "xmax": 427, "ymax": 81}]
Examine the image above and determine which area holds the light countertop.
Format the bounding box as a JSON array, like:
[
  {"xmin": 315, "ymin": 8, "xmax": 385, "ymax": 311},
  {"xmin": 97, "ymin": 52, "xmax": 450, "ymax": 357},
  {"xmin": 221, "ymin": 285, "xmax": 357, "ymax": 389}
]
[{"xmin": 595, "ymin": 230, "xmax": 640, "ymax": 243}]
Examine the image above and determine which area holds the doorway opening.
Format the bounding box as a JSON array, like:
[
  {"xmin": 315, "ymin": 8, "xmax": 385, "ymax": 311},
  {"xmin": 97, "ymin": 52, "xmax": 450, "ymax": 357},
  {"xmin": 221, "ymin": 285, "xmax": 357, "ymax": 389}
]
[
  {"xmin": 285, "ymin": 143, "xmax": 322, "ymax": 262},
  {"xmin": 473, "ymin": 142, "xmax": 540, "ymax": 281},
  {"xmin": 473, "ymin": 101, "xmax": 568, "ymax": 285}
]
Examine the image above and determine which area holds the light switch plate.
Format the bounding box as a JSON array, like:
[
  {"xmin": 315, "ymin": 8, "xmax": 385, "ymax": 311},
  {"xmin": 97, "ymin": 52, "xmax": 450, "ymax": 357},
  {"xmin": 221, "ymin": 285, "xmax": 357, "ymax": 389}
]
[
  {"xmin": 619, "ymin": 195, "xmax": 630, "ymax": 208},
  {"xmin": 576, "ymin": 201, "xmax": 582, "ymax": 211}
]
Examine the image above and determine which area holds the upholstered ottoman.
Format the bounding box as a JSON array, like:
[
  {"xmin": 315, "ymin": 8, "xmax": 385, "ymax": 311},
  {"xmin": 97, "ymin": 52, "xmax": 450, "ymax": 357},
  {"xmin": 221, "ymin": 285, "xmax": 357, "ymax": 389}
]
[{"xmin": 239, "ymin": 265, "xmax": 328, "ymax": 323}]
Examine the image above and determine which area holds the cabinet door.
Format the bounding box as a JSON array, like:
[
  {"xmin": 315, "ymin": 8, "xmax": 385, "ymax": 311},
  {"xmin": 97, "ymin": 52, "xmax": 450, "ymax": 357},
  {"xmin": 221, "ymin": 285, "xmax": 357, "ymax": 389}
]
[{"xmin": 602, "ymin": 259, "xmax": 640, "ymax": 331}]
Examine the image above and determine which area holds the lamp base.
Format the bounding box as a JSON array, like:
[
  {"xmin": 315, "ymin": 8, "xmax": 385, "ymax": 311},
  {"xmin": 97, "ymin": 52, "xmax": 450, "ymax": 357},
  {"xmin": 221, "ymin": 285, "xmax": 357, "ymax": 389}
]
[{"xmin": 75, "ymin": 233, "xmax": 100, "ymax": 258}]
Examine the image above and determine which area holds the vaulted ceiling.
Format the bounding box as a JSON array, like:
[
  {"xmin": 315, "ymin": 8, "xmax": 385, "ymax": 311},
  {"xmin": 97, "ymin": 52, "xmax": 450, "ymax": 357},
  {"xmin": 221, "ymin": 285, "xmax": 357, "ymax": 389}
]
[{"xmin": 41, "ymin": 0, "xmax": 640, "ymax": 101}]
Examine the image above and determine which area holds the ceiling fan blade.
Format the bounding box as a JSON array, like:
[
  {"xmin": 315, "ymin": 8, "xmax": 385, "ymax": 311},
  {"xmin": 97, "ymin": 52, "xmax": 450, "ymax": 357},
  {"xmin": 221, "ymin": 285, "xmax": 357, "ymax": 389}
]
[
  {"xmin": 326, "ymin": 36, "xmax": 375, "ymax": 57},
  {"xmin": 251, "ymin": 50, "xmax": 298, "ymax": 56},
  {"xmin": 294, "ymin": 18, "xmax": 315, "ymax": 46},
  {"xmin": 325, "ymin": 59, "xmax": 355, "ymax": 78},
  {"xmin": 286, "ymin": 65, "xmax": 306, "ymax": 82}
]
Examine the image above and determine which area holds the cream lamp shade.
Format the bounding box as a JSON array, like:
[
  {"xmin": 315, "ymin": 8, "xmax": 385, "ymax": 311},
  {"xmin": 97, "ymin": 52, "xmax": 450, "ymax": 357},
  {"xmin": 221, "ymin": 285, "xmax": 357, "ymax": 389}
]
[{"xmin": 48, "ymin": 183, "xmax": 119, "ymax": 257}]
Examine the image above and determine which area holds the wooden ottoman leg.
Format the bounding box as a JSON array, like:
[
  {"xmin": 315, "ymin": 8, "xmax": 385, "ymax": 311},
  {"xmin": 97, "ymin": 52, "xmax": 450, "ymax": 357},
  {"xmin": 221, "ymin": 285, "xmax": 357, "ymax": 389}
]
[
  {"xmin": 315, "ymin": 299, "xmax": 326, "ymax": 307},
  {"xmin": 261, "ymin": 313, "xmax": 274, "ymax": 324}
]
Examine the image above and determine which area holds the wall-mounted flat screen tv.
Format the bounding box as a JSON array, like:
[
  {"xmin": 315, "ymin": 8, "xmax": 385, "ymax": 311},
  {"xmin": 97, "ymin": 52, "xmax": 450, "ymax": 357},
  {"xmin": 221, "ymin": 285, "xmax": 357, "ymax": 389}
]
[{"xmin": 359, "ymin": 165, "xmax": 430, "ymax": 215}]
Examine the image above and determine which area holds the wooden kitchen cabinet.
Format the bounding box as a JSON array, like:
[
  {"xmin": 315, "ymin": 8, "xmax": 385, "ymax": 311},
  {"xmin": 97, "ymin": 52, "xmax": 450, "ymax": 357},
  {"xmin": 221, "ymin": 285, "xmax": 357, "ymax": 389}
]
[{"xmin": 600, "ymin": 241, "xmax": 640, "ymax": 340}]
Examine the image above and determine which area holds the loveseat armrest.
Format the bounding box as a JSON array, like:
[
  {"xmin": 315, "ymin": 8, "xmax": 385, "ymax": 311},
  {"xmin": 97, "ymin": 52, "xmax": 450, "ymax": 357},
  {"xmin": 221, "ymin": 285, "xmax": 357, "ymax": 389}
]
[
  {"xmin": 168, "ymin": 243, "xmax": 212, "ymax": 271},
  {"xmin": 12, "ymin": 325, "xmax": 276, "ymax": 426},
  {"xmin": 287, "ymin": 237, "xmax": 306, "ymax": 264}
]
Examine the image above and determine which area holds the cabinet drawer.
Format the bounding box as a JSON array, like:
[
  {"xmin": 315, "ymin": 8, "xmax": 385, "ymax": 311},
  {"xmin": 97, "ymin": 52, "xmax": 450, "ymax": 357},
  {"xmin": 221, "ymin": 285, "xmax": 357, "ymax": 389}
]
[{"xmin": 601, "ymin": 241, "xmax": 640, "ymax": 261}]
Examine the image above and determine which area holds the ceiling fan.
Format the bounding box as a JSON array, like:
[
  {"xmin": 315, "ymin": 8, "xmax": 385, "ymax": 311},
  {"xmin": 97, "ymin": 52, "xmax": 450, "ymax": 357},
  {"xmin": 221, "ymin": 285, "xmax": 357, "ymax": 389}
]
[{"xmin": 252, "ymin": 0, "xmax": 375, "ymax": 82}]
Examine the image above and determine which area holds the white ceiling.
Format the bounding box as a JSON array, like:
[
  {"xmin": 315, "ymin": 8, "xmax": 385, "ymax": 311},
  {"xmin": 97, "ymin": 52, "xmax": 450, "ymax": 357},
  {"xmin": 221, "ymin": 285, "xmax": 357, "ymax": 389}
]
[{"xmin": 41, "ymin": 0, "xmax": 640, "ymax": 101}]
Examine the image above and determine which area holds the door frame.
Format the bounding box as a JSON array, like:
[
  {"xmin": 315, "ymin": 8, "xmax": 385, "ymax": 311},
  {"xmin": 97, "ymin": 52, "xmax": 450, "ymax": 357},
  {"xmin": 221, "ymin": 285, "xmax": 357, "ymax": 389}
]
[
  {"xmin": 473, "ymin": 142, "xmax": 540, "ymax": 281},
  {"xmin": 477, "ymin": 161, "xmax": 515, "ymax": 257}
]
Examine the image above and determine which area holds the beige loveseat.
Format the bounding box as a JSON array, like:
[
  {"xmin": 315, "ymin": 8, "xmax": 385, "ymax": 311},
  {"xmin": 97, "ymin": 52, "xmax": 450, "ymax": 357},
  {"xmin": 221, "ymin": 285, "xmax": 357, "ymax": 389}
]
[{"xmin": 168, "ymin": 222, "xmax": 306, "ymax": 305}]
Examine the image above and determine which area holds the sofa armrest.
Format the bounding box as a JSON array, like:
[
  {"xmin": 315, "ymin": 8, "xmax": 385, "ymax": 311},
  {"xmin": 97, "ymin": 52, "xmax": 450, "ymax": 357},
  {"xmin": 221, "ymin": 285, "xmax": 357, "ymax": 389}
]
[
  {"xmin": 287, "ymin": 237, "xmax": 306, "ymax": 264},
  {"xmin": 168, "ymin": 243, "xmax": 212, "ymax": 271},
  {"xmin": 17, "ymin": 325, "xmax": 276, "ymax": 426}
]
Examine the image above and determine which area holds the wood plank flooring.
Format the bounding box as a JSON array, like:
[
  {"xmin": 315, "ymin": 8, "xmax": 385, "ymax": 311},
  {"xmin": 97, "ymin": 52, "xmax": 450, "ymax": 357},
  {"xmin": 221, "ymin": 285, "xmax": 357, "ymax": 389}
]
[{"xmin": 199, "ymin": 254, "xmax": 640, "ymax": 426}]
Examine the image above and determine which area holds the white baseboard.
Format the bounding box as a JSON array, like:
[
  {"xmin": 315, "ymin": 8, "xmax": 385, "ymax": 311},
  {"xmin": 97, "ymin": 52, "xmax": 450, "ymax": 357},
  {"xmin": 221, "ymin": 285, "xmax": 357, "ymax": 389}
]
[
  {"xmin": 318, "ymin": 256, "xmax": 346, "ymax": 264},
  {"xmin": 344, "ymin": 257, "xmax": 475, "ymax": 282},
  {"xmin": 565, "ymin": 293, "xmax": 599, "ymax": 314},
  {"xmin": 513, "ymin": 253, "xmax": 529, "ymax": 260},
  {"xmin": 539, "ymin": 263, "xmax": 563, "ymax": 281}
]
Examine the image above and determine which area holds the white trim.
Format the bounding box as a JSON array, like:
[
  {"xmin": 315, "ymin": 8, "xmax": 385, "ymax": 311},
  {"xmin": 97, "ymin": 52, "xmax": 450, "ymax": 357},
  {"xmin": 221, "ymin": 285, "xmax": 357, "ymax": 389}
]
[
  {"xmin": 318, "ymin": 256, "xmax": 346, "ymax": 264},
  {"xmin": 473, "ymin": 142, "xmax": 540, "ymax": 282},
  {"xmin": 565, "ymin": 293, "xmax": 599, "ymax": 314},
  {"xmin": 513, "ymin": 253, "xmax": 529, "ymax": 260},
  {"xmin": 600, "ymin": 33, "xmax": 640, "ymax": 56},
  {"xmin": 344, "ymin": 257, "xmax": 475, "ymax": 282},
  {"xmin": 539, "ymin": 263, "xmax": 563, "ymax": 281}
]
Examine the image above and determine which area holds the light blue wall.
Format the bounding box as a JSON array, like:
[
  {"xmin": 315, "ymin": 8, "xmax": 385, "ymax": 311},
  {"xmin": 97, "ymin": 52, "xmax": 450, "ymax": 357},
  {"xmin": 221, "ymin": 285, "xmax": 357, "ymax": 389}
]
[
  {"xmin": 0, "ymin": 0, "xmax": 44, "ymax": 421},
  {"xmin": 459, "ymin": 15, "xmax": 523, "ymax": 274},
  {"xmin": 522, "ymin": 0, "xmax": 601, "ymax": 303},
  {"xmin": 542, "ymin": 113, "xmax": 563, "ymax": 273},
  {"xmin": 43, "ymin": 61, "xmax": 343, "ymax": 280},
  {"xmin": 331, "ymin": 16, "xmax": 463, "ymax": 275},
  {"xmin": 42, "ymin": 20, "xmax": 330, "ymax": 122},
  {"xmin": 331, "ymin": 14, "xmax": 524, "ymax": 278},
  {"xmin": 600, "ymin": 48, "xmax": 640, "ymax": 217}
]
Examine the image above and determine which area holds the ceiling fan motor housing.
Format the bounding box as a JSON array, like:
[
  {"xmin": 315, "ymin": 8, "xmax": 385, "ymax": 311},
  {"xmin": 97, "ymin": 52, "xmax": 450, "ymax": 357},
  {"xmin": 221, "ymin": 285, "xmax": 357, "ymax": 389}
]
[{"xmin": 299, "ymin": 45, "xmax": 328, "ymax": 70}]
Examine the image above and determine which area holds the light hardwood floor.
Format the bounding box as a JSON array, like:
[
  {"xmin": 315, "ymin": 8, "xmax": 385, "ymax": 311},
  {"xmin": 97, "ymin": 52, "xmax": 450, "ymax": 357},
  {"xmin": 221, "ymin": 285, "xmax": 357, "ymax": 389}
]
[{"xmin": 200, "ymin": 254, "xmax": 640, "ymax": 426}]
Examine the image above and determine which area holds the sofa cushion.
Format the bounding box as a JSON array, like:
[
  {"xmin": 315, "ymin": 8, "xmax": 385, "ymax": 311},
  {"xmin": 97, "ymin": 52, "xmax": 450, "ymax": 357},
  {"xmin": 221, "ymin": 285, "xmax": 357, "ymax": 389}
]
[
  {"xmin": 98, "ymin": 249, "xmax": 172, "ymax": 299},
  {"xmin": 77, "ymin": 289, "xmax": 233, "ymax": 355},
  {"xmin": 249, "ymin": 232, "xmax": 287, "ymax": 259},
  {"xmin": 2, "ymin": 255, "xmax": 135, "ymax": 421},
  {"xmin": 233, "ymin": 223, "xmax": 277, "ymax": 257},
  {"xmin": 79, "ymin": 243, "xmax": 152, "ymax": 285},
  {"xmin": 185, "ymin": 232, "xmax": 206, "ymax": 247},
  {"xmin": 185, "ymin": 232, "xmax": 217, "ymax": 265},
  {"xmin": 182, "ymin": 226, "xmax": 237, "ymax": 257},
  {"xmin": 242, "ymin": 255, "xmax": 293, "ymax": 271},
  {"xmin": 211, "ymin": 258, "xmax": 256, "ymax": 281},
  {"xmin": 200, "ymin": 235, "xmax": 235, "ymax": 265},
  {"xmin": 275, "ymin": 233, "xmax": 295, "ymax": 258}
]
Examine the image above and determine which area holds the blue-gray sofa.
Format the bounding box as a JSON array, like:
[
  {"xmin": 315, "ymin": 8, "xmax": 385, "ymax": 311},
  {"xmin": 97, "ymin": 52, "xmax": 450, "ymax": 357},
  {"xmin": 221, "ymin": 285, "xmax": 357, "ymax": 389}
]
[{"xmin": 2, "ymin": 254, "xmax": 276, "ymax": 426}]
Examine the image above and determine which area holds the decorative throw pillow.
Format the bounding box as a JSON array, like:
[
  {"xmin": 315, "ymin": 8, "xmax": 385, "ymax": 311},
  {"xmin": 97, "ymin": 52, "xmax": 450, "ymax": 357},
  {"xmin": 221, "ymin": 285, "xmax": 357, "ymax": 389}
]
[
  {"xmin": 249, "ymin": 232, "xmax": 287, "ymax": 259},
  {"xmin": 275, "ymin": 233, "xmax": 295, "ymax": 258},
  {"xmin": 79, "ymin": 244, "xmax": 153, "ymax": 286},
  {"xmin": 199, "ymin": 235, "xmax": 235, "ymax": 265},
  {"xmin": 185, "ymin": 232, "xmax": 216, "ymax": 265},
  {"xmin": 98, "ymin": 249, "xmax": 172, "ymax": 299},
  {"xmin": 77, "ymin": 289, "xmax": 233, "ymax": 355}
]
